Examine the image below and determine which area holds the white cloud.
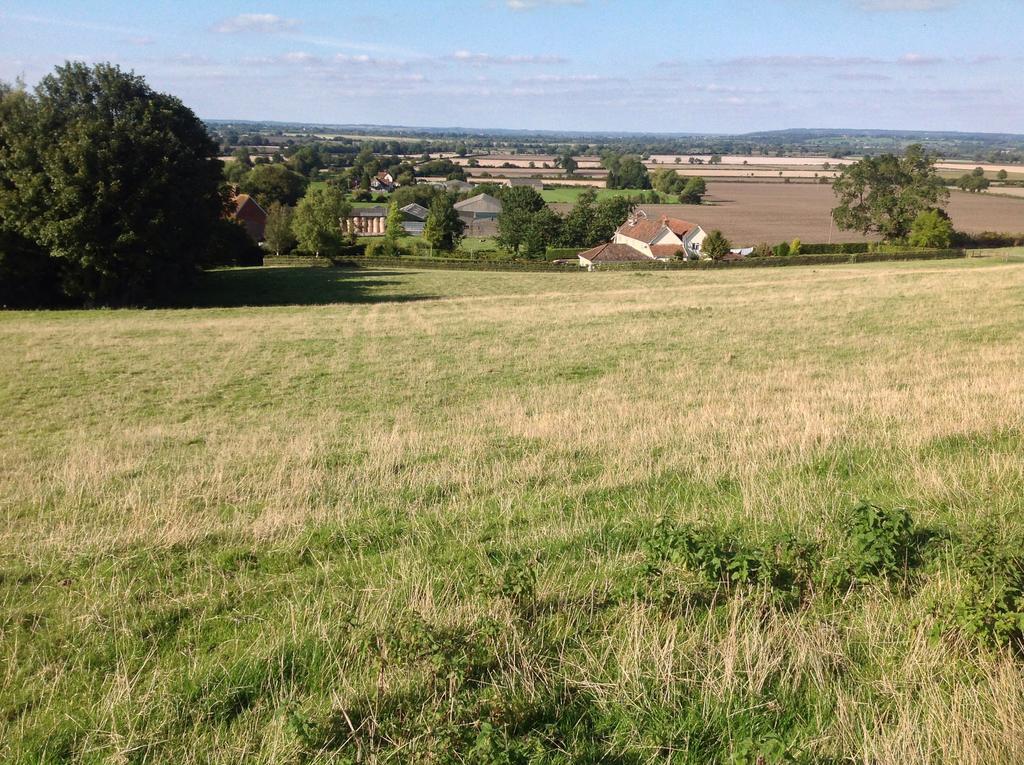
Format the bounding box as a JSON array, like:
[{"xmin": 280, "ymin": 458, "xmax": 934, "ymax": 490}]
[
  {"xmin": 722, "ymin": 55, "xmax": 885, "ymax": 67},
  {"xmin": 898, "ymin": 52, "xmax": 945, "ymax": 65},
  {"xmin": 854, "ymin": 0, "xmax": 957, "ymax": 10},
  {"xmin": 450, "ymin": 50, "xmax": 566, "ymax": 65},
  {"xmin": 506, "ymin": 0, "xmax": 585, "ymax": 9},
  {"xmin": 211, "ymin": 14, "xmax": 300, "ymax": 34}
]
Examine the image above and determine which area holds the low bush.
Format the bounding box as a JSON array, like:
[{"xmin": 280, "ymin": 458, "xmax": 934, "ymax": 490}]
[
  {"xmin": 799, "ymin": 242, "xmax": 871, "ymax": 254},
  {"xmin": 204, "ymin": 220, "xmax": 263, "ymax": 267},
  {"xmin": 842, "ymin": 501, "xmax": 916, "ymax": 580},
  {"xmin": 953, "ymin": 230, "xmax": 1024, "ymax": 248}
]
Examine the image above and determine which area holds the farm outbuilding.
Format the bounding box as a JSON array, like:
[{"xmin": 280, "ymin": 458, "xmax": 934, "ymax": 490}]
[
  {"xmin": 509, "ymin": 178, "xmax": 544, "ymax": 191},
  {"xmin": 399, "ymin": 203, "xmax": 429, "ymax": 235},
  {"xmin": 575, "ymin": 242, "xmax": 655, "ymax": 270},
  {"xmin": 454, "ymin": 193, "xmax": 502, "ymax": 221},
  {"xmin": 229, "ymin": 193, "xmax": 268, "ymax": 242},
  {"xmin": 343, "ymin": 205, "xmax": 388, "ymax": 236}
]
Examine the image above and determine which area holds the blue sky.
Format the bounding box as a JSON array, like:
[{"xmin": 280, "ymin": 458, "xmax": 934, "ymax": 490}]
[{"xmin": 1, "ymin": 0, "xmax": 1022, "ymax": 133}]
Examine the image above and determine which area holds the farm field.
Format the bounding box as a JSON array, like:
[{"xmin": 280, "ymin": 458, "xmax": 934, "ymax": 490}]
[
  {"xmin": 3, "ymin": 255, "xmax": 1024, "ymax": 763},
  {"xmin": 551, "ymin": 181, "xmax": 1024, "ymax": 244}
]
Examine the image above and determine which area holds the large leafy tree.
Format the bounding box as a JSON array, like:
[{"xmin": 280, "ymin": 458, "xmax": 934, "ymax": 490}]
[
  {"xmin": 561, "ymin": 188, "xmax": 597, "ymax": 247},
  {"xmin": 239, "ymin": 163, "xmax": 308, "ymax": 207},
  {"xmin": 589, "ymin": 196, "xmax": 635, "ymax": 243},
  {"xmin": 679, "ymin": 176, "xmax": 706, "ymax": 204},
  {"xmin": 497, "ymin": 186, "xmax": 546, "ymax": 255},
  {"xmin": 423, "ymin": 193, "xmax": 465, "ymax": 252},
  {"xmin": 292, "ymin": 185, "xmax": 350, "ymax": 257},
  {"xmin": 263, "ymin": 203, "xmax": 297, "ymax": 256},
  {"xmin": 522, "ymin": 207, "xmax": 563, "ymax": 259},
  {"xmin": 385, "ymin": 202, "xmax": 406, "ymax": 241},
  {"xmin": 0, "ymin": 63, "xmax": 225, "ymax": 306},
  {"xmin": 603, "ymin": 153, "xmax": 650, "ymax": 190},
  {"xmin": 702, "ymin": 230, "xmax": 732, "ymax": 260},
  {"xmin": 831, "ymin": 144, "xmax": 948, "ymax": 240}
]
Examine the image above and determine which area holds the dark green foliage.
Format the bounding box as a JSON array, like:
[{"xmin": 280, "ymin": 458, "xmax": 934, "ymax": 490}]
[
  {"xmin": 832, "ymin": 144, "xmax": 949, "ymax": 240},
  {"xmin": 557, "ymin": 190, "xmax": 635, "ymax": 248},
  {"xmin": 423, "ymin": 193, "xmax": 466, "ymax": 252},
  {"xmin": 521, "ymin": 207, "xmax": 563, "ymax": 259},
  {"xmin": 702, "ymin": 230, "xmax": 732, "ymax": 260},
  {"xmin": 643, "ymin": 519, "xmax": 815, "ymax": 606},
  {"xmin": 589, "ymin": 196, "xmax": 636, "ymax": 244},
  {"xmin": 417, "ymin": 158, "xmax": 466, "ymax": 180},
  {"xmin": 679, "ymin": 176, "xmax": 707, "ymax": 204},
  {"xmin": 493, "ymin": 555, "xmax": 539, "ymax": 607},
  {"xmin": 952, "ymin": 230, "xmax": 1024, "ymax": 248},
  {"xmin": 203, "ymin": 219, "xmax": 263, "ymax": 267},
  {"xmin": 798, "ymin": 242, "xmax": 871, "ymax": 254},
  {"xmin": 773, "ymin": 241, "xmax": 791, "ymax": 257},
  {"xmin": 841, "ymin": 502, "xmax": 916, "ymax": 580},
  {"xmin": 603, "ymin": 153, "xmax": 651, "ymax": 189},
  {"xmin": 0, "ymin": 63, "xmax": 225, "ymax": 306},
  {"xmin": 941, "ymin": 524, "xmax": 1024, "ymax": 650},
  {"xmin": 560, "ymin": 187, "xmax": 598, "ymax": 246},
  {"xmin": 956, "ymin": 173, "xmax": 990, "ymax": 192},
  {"xmin": 0, "ymin": 227, "xmax": 62, "ymax": 307},
  {"xmin": 497, "ymin": 186, "xmax": 546, "ymax": 255}
]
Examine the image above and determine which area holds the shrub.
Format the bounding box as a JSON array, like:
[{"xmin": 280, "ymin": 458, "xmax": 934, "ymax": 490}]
[
  {"xmin": 364, "ymin": 239, "xmax": 405, "ymax": 258},
  {"xmin": 204, "ymin": 220, "xmax": 263, "ymax": 267},
  {"xmin": 752, "ymin": 242, "xmax": 774, "ymax": 258},
  {"xmin": 789, "ymin": 238, "xmax": 802, "ymax": 256},
  {"xmin": 941, "ymin": 524, "xmax": 1024, "ymax": 650},
  {"xmin": 773, "ymin": 242, "xmax": 791, "ymax": 257},
  {"xmin": 842, "ymin": 502, "xmax": 915, "ymax": 580},
  {"xmin": 908, "ymin": 209, "xmax": 954, "ymax": 248}
]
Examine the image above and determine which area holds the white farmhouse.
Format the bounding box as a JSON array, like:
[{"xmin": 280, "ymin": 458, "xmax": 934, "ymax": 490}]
[{"xmin": 613, "ymin": 212, "xmax": 707, "ymax": 260}]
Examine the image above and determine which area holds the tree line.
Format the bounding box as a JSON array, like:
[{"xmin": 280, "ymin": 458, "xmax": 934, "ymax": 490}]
[{"xmin": 0, "ymin": 63, "xmax": 241, "ymax": 308}]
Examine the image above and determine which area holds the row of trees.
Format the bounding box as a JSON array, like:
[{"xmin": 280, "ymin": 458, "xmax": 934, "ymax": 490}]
[
  {"xmin": 496, "ymin": 187, "xmax": 635, "ymax": 258},
  {"xmin": 263, "ymin": 187, "xmax": 468, "ymax": 258}
]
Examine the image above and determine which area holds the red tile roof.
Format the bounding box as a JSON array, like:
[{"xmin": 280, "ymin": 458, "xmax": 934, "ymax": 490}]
[
  {"xmin": 663, "ymin": 217, "xmax": 698, "ymax": 237},
  {"xmin": 615, "ymin": 217, "xmax": 664, "ymax": 244},
  {"xmin": 616, "ymin": 214, "xmax": 699, "ymax": 244},
  {"xmin": 577, "ymin": 243, "xmax": 652, "ymax": 262},
  {"xmin": 650, "ymin": 244, "xmax": 686, "ymax": 258}
]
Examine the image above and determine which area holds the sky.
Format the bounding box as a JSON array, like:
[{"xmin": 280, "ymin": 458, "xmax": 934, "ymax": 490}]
[{"xmin": 1, "ymin": 0, "xmax": 1022, "ymax": 134}]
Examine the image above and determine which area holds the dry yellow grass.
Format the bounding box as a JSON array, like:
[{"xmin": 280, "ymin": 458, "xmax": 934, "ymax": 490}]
[{"xmin": 3, "ymin": 256, "xmax": 1024, "ymax": 762}]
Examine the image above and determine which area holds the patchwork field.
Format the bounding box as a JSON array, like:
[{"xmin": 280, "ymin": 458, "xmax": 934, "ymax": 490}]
[
  {"xmin": 550, "ymin": 182, "xmax": 1024, "ymax": 244},
  {"xmin": 3, "ymin": 256, "xmax": 1024, "ymax": 763}
]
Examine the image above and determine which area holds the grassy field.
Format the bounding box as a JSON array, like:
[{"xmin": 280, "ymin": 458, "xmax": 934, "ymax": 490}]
[{"xmin": 4, "ymin": 255, "xmax": 1024, "ymax": 763}]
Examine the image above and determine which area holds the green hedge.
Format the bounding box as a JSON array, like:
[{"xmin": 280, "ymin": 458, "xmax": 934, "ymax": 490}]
[
  {"xmin": 263, "ymin": 255, "xmax": 333, "ymax": 267},
  {"xmin": 954, "ymin": 231, "xmax": 1024, "ymax": 248},
  {"xmin": 325, "ymin": 248, "xmax": 964, "ymax": 273},
  {"xmin": 546, "ymin": 247, "xmax": 585, "ymax": 259},
  {"xmin": 798, "ymin": 242, "xmax": 872, "ymax": 254},
  {"xmin": 332, "ymin": 256, "xmax": 577, "ymax": 272}
]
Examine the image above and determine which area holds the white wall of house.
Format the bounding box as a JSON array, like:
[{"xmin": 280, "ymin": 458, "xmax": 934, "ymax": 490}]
[
  {"xmin": 612, "ymin": 232, "xmax": 653, "ymax": 257},
  {"xmin": 684, "ymin": 227, "xmax": 707, "ymax": 257},
  {"xmin": 650, "ymin": 228, "xmax": 684, "ymax": 248}
]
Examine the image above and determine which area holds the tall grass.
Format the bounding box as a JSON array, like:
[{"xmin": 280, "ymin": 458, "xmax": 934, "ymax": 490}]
[{"xmin": 2, "ymin": 255, "xmax": 1024, "ymax": 762}]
